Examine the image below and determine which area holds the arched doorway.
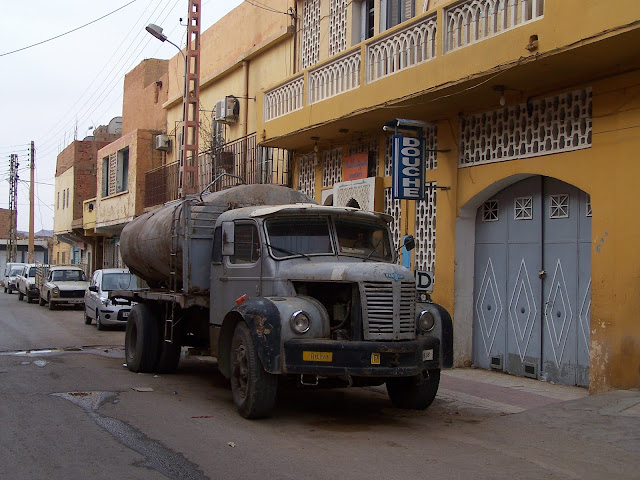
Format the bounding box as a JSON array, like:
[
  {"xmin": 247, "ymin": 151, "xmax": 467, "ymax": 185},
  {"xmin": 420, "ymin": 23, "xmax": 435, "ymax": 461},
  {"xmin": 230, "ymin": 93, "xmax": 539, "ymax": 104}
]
[{"xmin": 472, "ymin": 176, "xmax": 591, "ymax": 387}]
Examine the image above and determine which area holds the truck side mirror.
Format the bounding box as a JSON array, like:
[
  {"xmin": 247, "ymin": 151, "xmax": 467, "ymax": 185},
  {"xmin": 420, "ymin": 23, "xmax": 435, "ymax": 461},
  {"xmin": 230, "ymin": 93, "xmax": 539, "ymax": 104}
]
[
  {"xmin": 403, "ymin": 235, "xmax": 415, "ymax": 252},
  {"xmin": 221, "ymin": 221, "xmax": 235, "ymax": 256}
]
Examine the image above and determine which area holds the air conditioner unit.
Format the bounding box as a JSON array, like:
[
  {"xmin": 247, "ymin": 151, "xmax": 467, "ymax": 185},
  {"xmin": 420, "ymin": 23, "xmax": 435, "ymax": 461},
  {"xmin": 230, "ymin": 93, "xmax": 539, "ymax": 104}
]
[
  {"xmin": 214, "ymin": 96, "xmax": 239, "ymax": 124},
  {"xmin": 155, "ymin": 134, "xmax": 172, "ymax": 151}
]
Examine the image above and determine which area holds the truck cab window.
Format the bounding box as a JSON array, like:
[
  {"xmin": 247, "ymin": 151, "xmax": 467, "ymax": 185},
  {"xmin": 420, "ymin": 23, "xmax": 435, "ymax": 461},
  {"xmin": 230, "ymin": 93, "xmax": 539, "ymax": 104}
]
[
  {"xmin": 229, "ymin": 224, "xmax": 260, "ymax": 265},
  {"xmin": 212, "ymin": 226, "xmax": 222, "ymax": 264}
]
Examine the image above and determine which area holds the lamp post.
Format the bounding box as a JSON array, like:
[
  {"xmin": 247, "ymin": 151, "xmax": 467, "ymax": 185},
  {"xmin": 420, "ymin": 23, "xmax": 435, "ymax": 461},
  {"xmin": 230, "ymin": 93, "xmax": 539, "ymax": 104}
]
[{"xmin": 146, "ymin": 23, "xmax": 188, "ymax": 195}]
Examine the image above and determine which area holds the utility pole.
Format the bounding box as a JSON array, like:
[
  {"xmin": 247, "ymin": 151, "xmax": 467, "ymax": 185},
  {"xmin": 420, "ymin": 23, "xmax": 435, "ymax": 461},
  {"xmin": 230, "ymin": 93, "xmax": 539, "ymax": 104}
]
[
  {"xmin": 28, "ymin": 141, "xmax": 35, "ymax": 263},
  {"xmin": 6, "ymin": 154, "xmax": 19, "ymax": 263},
  {"xmin": 180, "ymin": 0, "xmax": 201, "ymax": 197}
]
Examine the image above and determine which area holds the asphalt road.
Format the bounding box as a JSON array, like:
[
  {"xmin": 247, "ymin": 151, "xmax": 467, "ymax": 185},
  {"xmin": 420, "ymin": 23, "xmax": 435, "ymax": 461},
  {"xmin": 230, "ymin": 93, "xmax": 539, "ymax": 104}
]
[{"xmin": 0, "ymin": 290, "xmax": 637, "ymax": 480}]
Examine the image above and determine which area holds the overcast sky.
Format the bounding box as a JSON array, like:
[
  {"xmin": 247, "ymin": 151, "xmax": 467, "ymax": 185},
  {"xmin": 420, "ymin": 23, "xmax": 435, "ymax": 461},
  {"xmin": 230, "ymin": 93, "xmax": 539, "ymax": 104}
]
[{"xmin": 0, "ymin": 0, "xmax": 243, "ymax": 233}]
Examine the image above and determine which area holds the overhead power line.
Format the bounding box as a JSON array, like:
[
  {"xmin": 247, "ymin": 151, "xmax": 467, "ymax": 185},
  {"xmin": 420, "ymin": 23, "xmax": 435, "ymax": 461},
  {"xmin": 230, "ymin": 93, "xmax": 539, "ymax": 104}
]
[{"xmin": 0, "ymin": 0, "xmax": 139, "ymax": 57}]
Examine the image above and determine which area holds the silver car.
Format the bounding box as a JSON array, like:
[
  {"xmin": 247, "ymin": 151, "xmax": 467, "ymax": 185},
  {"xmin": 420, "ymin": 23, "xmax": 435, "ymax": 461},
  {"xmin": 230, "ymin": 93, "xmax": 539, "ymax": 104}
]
[{"xmin": 84, "ymin": 268, "xmax": 142, "ymax": 330}]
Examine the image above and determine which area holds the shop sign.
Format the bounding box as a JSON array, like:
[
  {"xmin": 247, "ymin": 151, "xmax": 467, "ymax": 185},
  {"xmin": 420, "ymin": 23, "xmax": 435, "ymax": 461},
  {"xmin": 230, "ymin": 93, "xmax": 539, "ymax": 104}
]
[{"xmin": 392, "ymin": 135, "xmax": 424, "ymax": 200}]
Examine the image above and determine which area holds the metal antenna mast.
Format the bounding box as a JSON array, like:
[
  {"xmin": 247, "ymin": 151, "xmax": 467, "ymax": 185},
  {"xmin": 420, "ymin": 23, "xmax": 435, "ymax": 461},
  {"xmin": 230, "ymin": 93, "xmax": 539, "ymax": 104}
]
[{"xmin": 6, "ymin": 154, "xmax": 19, "ymax": 263}]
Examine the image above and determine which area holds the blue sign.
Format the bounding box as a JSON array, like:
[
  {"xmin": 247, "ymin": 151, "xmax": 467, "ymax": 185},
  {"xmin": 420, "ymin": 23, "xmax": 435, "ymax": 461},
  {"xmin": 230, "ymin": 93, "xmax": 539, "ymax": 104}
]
[{"xmin": 392, "ymin": 135, "xmax": 425, "ymax": 200}]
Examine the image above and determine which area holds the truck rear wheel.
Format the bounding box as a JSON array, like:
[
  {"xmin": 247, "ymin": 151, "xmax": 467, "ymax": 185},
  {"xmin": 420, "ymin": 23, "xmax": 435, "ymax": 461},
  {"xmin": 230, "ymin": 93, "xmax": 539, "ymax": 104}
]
[
  {"xmin": 386, "ymin": 369, "xmax": 440, "ymax": 410},
  {"xmin": 230, "ymin": 322, "xmax": 277, "ymax": 419},
  {"xmin": 125, "ymin": 304, "xmax": 160, "ymax": 373},
  {"xmin": 39, "ymin": 295, "xmax": 45, "ymax": 306}
]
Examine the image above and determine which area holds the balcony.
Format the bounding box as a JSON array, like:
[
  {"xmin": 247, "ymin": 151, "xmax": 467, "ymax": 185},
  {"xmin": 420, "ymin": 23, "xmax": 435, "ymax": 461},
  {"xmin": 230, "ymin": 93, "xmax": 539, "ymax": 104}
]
[{"xmin": 259, "ymin": 0, "xmax": 640, "ymax": 149}]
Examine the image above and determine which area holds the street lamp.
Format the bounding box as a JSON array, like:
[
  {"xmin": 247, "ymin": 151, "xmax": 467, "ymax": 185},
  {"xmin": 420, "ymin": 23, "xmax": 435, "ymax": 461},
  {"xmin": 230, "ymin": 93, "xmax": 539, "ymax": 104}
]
[{"xmin": 146, "ymin": 23, "xmax": 188, "ymax": 195}]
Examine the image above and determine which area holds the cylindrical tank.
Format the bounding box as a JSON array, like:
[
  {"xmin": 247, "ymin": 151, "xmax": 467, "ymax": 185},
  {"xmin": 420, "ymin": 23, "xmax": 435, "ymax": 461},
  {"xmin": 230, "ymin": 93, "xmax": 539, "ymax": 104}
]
[{"xmin": 120, "ymin": 184, "xmax": 315, "ymax": 290}]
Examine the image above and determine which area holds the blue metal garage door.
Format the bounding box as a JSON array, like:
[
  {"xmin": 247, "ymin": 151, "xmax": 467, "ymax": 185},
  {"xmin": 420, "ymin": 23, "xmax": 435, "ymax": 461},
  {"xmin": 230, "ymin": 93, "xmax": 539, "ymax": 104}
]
[{"xmin": 473, "ymin": 176, "xmax": 591, "ymax": 387}]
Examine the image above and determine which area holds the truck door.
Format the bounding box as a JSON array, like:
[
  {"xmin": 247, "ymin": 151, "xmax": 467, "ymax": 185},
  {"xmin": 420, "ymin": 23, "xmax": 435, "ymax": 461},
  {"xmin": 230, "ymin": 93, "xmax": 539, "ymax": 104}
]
[{"xmin": 211, "ymin": 221, "xmax": 262, "ymax": 325}]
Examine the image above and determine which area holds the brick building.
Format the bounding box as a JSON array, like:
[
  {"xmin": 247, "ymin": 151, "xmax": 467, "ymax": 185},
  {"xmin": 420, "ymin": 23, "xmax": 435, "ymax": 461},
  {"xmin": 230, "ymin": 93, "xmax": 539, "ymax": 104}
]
[{"xmin": 0, "ymin": 208, "xmax": 14, "ymax": 239}]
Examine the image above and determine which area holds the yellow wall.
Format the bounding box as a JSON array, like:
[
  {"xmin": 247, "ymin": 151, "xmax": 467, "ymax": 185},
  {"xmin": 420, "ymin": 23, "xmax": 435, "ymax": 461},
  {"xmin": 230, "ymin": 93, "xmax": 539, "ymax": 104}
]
[{"xmin": 53, "ymin": 168, "xmax": 75, "ymax": 235}]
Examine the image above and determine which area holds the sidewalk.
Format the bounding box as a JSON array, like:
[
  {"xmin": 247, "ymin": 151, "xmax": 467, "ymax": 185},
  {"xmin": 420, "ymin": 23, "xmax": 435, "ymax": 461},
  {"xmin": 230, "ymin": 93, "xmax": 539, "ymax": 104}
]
[{"xmin": 439, "ymin": 367, "xmax": 640, "ymax": 454}]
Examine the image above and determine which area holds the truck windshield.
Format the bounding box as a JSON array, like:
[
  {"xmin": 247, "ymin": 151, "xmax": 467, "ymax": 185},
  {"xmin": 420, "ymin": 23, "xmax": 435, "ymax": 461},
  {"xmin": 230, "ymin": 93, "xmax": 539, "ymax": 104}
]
[
  {"xmin": 52, "ymin": 270, "xmax": 87, "ymax": 282},
  {"xmin": 334, "ymin": 218, "xmax": 392, "ymax": 261},
  {"xmin": 102, "ymin": 273, "xmax": 140, "ymax": 291},
  {"xmin": 265, "ymin": 217, "xmax": 333, "ymax": 258},
  {"xmin": 28, "ymin": 267, "xmax": 35, "ymax": 277}
]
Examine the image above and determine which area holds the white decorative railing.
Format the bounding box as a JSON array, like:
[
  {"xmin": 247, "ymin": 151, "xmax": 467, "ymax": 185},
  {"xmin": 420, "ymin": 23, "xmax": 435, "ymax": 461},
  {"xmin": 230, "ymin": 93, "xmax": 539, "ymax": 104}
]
[
  {"xmin": 366, "ymin": 13, "xmax": 437, "ymax": 83},
  {"xmin": 444, "ymin": 0, "xmax": 544, "ymax": 53},
  {"xmin": 263, "ymin": 75, "xmax": 304, "ymax": 122},
  {"xmin": 308, "ymin": 50, "xmax": 361, "ymax": 105}
]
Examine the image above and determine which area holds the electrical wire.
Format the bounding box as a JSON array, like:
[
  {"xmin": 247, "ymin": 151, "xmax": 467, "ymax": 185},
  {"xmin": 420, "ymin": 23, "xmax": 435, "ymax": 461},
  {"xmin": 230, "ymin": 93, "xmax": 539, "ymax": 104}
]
[{"xmin": 0, "ymin": 0, "xmax": 139, "ymax": 57}]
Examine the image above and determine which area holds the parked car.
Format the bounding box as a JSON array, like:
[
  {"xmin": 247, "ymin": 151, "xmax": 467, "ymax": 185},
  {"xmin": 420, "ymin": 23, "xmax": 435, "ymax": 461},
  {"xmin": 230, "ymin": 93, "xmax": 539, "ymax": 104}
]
[
  {"xmin": 5, "ymin": 264, "xmax": 27, "ymax": 294},
  {"xmin": 84, "ymin": 268, "xmax": 143, "ymax": 330},
  {"xmin": 3, "ymin": 262, "xmax": 27, "ymax": 293},
  {"xmin": 37, "ymin": 265, "xmax": 89, "ymax": 310},
  {"xmin": 16, "ymin": 264, "xmax": 38, "ymax": 303}
]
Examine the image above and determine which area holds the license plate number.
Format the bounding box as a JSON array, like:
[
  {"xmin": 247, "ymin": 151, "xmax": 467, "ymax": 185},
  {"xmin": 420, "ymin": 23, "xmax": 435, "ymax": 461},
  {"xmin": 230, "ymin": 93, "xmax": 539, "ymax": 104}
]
[
  {"xmin": 422, "ymin": 349, "xmax": 434, "ymax": 361},
  {"xmin": 122, "ymin": 311, "xmax": 130, "ymax": 318},
  {"xmin": 302, "ymin": 351, "xmax": 333, "ymax": 362}
]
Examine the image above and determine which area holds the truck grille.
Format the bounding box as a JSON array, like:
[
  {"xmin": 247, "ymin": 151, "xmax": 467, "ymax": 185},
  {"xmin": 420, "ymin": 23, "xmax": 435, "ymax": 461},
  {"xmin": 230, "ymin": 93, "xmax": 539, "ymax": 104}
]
[{"xmin": 362, "ymin": 281, "xmax": 415, "ymax": 340}]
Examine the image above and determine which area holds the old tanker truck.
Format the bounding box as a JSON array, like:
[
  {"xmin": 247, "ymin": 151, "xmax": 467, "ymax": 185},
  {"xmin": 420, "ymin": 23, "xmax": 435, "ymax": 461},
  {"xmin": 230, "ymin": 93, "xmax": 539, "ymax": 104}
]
[{"xmin": 116, "ymin": 183, "xmax": 452, "ymax": 418}]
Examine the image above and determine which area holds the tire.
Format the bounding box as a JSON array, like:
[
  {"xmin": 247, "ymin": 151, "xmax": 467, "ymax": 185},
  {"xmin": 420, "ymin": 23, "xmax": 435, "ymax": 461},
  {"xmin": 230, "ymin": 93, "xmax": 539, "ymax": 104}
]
[
  {"xmin": 39, "ymin": 295, "xmax": 45, "ymax": 306},
  {"xmin": 125, "ymin": 304, "xmax": 160, "ymax": 373},
  {"xmin": 230, "ymin": 322, "xmax": 278, "ymax": 419},
  {"xmin": 7, "ymin": 287, "xmax": 12, "ymax": 294},
  {"xmin": 48, "ymin": 295, "xmax": 55, "ymax": 310},
  {"xmin": 3, "ymin": 287, "xmax": 6, "ymax": 293},
  {"xmin": 386, "ymin": 369, "xmax": 441, "ymax": 410},
  {"xmin": 27, "ymin": 296, "xmax": 32, "ymax": 304},
  {"xmin": 155, "ymin": 341, "xmax": 181, "ymax": 374},
  {"xmin": 18, "ymin": 291, "xmax": 24, "ymax": 301},
  {"xmin": 96, "ymin": 310, "xmax": 104, "ymax": 331},
  {"xmin": 84, "ymin": 307, "xmax": 92, "ymax": 325}
]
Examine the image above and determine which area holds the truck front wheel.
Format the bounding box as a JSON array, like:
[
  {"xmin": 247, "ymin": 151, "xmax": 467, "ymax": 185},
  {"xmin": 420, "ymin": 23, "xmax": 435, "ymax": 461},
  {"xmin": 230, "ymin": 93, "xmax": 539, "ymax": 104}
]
[
  {"xmin": 230, "ymin": 322, "xmax": 277, "ymax": 419},
  {"xmin": 386, "ymin": 369, "xmax": 441, "ymax": 410},
  {"xmin": 125, "ymin": 304, "xmax": 159, "ymax": 373}
]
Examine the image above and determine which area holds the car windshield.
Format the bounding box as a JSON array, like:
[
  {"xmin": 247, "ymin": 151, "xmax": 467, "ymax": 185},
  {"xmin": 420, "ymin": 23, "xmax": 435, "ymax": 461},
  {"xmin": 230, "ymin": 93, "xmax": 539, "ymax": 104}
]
[
  {"xmin": 101, "ymin": 273, "xmax": 141, "ymax": 291},
  {"xmin": 10, "ymin": 267, "xmax": 23, "ymax": 276},
  {"xmin": 265, "ymin": 217, "xmax": 333, "ymax": 258},
  {"xmin": 334, "ymin": 218, "xmax": 392, "ymax": 261},
  {"xmin": 52, "ymin": 270, "xmax": 86, "ymax": 282}
]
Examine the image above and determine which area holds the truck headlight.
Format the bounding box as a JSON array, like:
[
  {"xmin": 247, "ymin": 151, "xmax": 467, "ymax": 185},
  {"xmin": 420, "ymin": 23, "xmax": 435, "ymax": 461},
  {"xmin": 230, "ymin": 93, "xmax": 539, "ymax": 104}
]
[
  {"xmin": 417, "ymin": 310, "xmax": 435, "ymax": 332},
  {"xmin": 52, "ymin": 287, "xmax": 60, "ymax": 296},
  {"xmin": 290, "ymin": 310, "xmax": 311, "ymax": 334}
]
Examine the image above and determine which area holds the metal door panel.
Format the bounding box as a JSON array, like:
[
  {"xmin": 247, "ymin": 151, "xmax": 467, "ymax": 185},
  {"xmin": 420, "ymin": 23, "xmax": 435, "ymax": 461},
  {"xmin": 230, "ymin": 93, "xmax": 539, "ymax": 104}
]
[{"xmin": 473, "ymin": 244, "xmax": 507, "ymax": 370}]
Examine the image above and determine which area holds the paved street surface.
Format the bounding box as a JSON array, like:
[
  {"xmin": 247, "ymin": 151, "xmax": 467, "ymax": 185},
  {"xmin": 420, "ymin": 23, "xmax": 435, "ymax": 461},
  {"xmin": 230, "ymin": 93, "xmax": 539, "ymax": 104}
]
[{"xmin": 1, "ymin": 291, "xmax": 638, "ymax": 479}]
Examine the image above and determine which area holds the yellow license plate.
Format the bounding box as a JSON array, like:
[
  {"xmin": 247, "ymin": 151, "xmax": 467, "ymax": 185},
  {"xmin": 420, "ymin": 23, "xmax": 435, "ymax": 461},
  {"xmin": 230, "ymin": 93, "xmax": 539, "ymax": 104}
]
[{"xmin": 302, "ymin": 351, "xmax": 333, "ymax": 362}]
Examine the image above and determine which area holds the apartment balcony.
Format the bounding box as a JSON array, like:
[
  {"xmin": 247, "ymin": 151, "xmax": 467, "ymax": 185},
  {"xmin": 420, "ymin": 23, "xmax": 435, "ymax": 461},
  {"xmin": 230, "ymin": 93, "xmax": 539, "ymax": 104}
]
[{"xmin": 259, "ymin": 0, "xmax": 640, "ymax": 149}]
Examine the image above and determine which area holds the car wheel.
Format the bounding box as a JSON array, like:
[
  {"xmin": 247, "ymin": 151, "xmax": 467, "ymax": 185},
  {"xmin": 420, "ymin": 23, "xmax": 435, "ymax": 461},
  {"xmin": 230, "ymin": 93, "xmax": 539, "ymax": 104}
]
[
  {"xmin": 27, "ymin": 296, "xmax": 32, "ymax": 304},
  {"xmin": 3, "ymin": 287, "xmax": 6, "ymax": 293},
  {"xmin": 96, "ymin": 310, "xmax": 104, "ymax": 331},
  {"xmin": 39, "ymin": 295, "xmax": 45, "ymax": 306},
  {"xmin": 48, "ymin": 294, "xmax": 55, "ymax": 310},
  {"xmin": 386, "ymin": 369, "xmax": 441, "ymax": 410},
  {"xmin": 125, "ymin": 304, "xmax": 160, "ymax": 373},
  {"xmin": 7, "ymin": 287, "xmax": 12, "ymax": 294},
  {"xmin": 230, "ymin": 322, "xmax": 278, "ymax": 419},
  {"xmin": 84, "ymin": 307, "xmax": 92, "ymax": 325},
  {"xmin": 18, "ymin": 291, "xmax": 24, "ymax": 301}
]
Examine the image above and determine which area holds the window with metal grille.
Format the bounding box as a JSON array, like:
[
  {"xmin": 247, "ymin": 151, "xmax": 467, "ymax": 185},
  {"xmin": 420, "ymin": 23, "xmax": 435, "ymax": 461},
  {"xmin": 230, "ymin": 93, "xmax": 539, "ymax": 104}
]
[
  {"xmin": 483, "ymin": 200, "xmax": 499, "ymax": 222},
  {"xmin": 550, "ymin": 194, "xmax": 569, "ymax": 219},
  {"xmin": 514, "ymin": 196, "xmax": 533, "ymax": 220}
]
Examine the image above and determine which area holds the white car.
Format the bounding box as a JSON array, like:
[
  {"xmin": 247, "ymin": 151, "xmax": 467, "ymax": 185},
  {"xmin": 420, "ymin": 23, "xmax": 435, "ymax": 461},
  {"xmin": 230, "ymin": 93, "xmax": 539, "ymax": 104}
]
[
  {"xmin": 84, "ymin": 268, "xmax": 143, "ymax": 330},
  {"xmin": 3, "ymin": 262, "xmax": 27, "ymax": 293},
  {"xmin": 38, "ymin": 266, "xmax": 89, "ymax": 310},
  {"xmin": 16, "ymin": 264, "xmax": 38, "ymax": 303},
  {"xmin": 5, "ymin": 264, "xmax": 27, "ymax": 294}
]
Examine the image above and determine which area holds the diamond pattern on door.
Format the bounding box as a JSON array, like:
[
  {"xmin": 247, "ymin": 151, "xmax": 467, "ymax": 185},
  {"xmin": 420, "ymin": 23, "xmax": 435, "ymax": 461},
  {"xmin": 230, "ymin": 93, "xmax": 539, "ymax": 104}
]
[
  {"xmin": 544, "ymin": 259, "xmax": 574, "ymax": 367},
  {"xmin": 579, "ymin": 279, "xmax": 591, "ymax": 350},
  {"xmin": 475, "ymin": 257, "xmax": 503, "ymax": 357},
  {"xmin": 508, "ymin": 259, "xmax": 537, "ymax": 361}
]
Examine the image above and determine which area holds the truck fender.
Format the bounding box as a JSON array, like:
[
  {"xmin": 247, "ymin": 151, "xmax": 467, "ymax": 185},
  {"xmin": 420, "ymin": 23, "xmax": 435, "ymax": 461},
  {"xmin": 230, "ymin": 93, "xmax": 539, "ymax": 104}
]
[
  {"xmin": 433, "ymin": 302, "xmax": 453, "ymax": 368},
  {"xmin": 218, "ymin": 297, "xmax": 282, "ymax": 378}
]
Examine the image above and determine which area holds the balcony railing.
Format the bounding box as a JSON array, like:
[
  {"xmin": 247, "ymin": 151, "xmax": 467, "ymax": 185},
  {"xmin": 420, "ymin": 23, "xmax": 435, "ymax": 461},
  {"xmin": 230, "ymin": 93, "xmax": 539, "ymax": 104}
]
[
  {"xmin": 144, "ymin": 161, "xmax": 179, "ymax": 208},
  {"xmin": 444, "ymin": 0, "xmax": 544, "ymax": 52},
  {"xmin": 308, "ymin": 49, "xmax": 361, "ymax": 104},
  {"xmin": 263, "ymin": 0, "xmax": 545, "ymax": 122},
  {"xmin": 367, "ymin": 13, "xmax": 437, "ymax": 83},
  {"xmin": 200, "ymin": 133, "xmax": 291, "ymax": 192},
  {"xmin": 264, "ymin": 75, "xmax": 304, "ymax": 121}
]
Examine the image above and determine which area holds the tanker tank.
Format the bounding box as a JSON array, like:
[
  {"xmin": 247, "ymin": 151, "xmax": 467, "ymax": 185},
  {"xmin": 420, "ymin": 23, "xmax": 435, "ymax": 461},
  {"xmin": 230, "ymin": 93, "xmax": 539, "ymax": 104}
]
[{"xmin": 120, "ymin": 184, "xmax": 315, "ymax": 290}]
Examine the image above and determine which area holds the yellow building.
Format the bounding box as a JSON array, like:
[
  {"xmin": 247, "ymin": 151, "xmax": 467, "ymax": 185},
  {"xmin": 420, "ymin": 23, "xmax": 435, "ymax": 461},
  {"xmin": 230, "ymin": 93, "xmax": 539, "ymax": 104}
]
[
  {"xmin": 242, "ymin": 0, "xmax": 640, "ymax": 393},
  {"xmin": 138, "ymin": 0, "xmax": 639, "ymax": 392}
]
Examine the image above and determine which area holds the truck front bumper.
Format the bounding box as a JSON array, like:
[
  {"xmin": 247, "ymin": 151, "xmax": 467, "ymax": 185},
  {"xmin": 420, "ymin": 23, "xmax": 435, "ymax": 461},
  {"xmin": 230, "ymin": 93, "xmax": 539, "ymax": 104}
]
[{"xmin": 282, "ymin": 336, "xmax": 440, "ymax": 377}]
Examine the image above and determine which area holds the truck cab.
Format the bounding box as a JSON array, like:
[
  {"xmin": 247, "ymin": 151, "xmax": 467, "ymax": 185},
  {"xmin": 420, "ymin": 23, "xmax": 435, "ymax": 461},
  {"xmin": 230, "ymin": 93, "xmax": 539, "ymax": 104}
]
[{"xmin": 210, "ymin": 204, "xmax": 452, "ymax": 417}]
